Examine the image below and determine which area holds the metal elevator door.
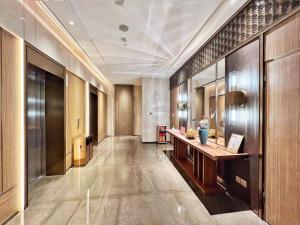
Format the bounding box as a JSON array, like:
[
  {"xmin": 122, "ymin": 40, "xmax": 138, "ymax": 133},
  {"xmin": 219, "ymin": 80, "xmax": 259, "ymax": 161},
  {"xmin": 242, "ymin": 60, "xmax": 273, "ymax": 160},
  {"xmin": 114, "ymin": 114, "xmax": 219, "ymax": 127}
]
[{"xmin": 27, "ymin": 64, "xmax": 46, "ymax": 184}]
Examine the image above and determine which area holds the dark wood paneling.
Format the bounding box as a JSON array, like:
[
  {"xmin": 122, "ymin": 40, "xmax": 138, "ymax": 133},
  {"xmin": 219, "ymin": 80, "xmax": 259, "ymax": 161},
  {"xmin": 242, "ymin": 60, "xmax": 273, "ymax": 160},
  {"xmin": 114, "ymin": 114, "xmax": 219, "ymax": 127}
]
[
  {"xmin": 45, "ymin": 73, "xmax": 65, "ymax": 175},
  {"xmin": 224, "ymin": 39, "xmax": 261, "ymax": 213},
  {"xmin": 115, "ymin": 85, "xmax": 133, "ymax": 136}
]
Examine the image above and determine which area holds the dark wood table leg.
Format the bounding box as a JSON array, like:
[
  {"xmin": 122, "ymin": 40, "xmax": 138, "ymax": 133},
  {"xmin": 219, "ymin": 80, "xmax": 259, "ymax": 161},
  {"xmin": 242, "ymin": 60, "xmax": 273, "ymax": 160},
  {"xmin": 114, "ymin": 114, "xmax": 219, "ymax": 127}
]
[
  {"xmin": 203, "ymin": 155, "xmax": 217, "ymax": 187},
  {"xmin": 193, "ymin": 148, "xmax": 198, "ymax": 177}
]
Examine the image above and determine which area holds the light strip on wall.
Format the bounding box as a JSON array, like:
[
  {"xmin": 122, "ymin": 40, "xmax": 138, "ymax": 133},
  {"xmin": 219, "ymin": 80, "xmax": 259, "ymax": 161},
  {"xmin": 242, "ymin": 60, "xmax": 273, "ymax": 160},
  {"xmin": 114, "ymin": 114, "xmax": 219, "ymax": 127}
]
[{"xmin": 18, "ymin": 37, "xmax": 25, "ymax": 211}]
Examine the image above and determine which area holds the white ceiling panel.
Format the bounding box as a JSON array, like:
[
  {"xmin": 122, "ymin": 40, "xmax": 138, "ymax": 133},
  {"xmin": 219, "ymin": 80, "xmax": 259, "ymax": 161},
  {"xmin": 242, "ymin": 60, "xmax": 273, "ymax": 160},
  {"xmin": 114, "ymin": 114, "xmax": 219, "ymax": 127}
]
[{"xmin": 44, "ymin": 0, "xmax": 247, "ymax": 84}]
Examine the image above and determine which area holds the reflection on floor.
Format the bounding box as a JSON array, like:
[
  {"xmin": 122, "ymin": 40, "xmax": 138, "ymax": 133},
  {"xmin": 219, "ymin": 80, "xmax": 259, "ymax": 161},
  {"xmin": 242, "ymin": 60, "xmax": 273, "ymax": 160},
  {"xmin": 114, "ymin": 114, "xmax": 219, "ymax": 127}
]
[{"xmin": 7, "ymin": 136, "xmax": 267, "ymax": 225}]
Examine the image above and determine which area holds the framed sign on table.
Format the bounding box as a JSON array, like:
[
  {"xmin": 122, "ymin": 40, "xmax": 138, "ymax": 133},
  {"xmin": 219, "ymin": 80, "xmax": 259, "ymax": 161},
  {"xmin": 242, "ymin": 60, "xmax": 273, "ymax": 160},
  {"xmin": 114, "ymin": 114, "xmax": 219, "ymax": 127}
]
[{"xmin": 227, "ymin": 134, "xmax": 244, "ymax": 154}]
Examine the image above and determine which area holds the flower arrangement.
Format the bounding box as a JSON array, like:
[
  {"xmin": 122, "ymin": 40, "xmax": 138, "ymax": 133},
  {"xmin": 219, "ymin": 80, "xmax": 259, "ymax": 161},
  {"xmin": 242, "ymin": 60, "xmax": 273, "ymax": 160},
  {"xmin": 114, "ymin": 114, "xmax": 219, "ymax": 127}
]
[
  {"xmin": 199, "ymin": 118, "xmax": 209, "ymax": 129},
  {"xmin": 194, "ymin": 116, "xmax": 210, "ymax": 130}
]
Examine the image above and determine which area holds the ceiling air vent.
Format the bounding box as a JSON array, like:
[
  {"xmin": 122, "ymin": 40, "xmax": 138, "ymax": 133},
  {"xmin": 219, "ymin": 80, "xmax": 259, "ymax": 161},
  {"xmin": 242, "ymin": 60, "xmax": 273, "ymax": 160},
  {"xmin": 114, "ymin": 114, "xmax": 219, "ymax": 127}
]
[
  {"xmin": 119, "ymin": 24, "xmax": 129, "ymax": 32},
  {"xmin": 115, "ymin": 0, "xmax": 125, "ymax": 6}
]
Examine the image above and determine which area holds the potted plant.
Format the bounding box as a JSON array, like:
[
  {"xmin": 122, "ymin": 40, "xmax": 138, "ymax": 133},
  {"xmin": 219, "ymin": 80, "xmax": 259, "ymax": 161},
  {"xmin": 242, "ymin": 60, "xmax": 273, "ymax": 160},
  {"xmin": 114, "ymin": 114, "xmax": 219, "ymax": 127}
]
[{"xmin": 198, "ymin": 117, "xmax": 209, "ymax": 145}]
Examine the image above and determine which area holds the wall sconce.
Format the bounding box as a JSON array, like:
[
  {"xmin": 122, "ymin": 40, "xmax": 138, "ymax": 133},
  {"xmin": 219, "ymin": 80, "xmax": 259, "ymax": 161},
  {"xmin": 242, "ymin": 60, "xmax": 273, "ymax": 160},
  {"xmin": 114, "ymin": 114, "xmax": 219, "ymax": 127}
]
[
  {"xmin": 225, "ymin": 90, "xmax": 247, "ymax": 106},
  {"xmin": 177, "ymin": 101, "xmax": 187, "ymax": 111}
]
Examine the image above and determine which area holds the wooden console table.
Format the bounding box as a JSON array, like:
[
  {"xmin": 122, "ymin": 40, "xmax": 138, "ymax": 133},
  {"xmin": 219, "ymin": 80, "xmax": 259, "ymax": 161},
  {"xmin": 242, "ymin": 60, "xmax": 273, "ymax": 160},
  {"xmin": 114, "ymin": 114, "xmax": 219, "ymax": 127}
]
[{"xmin": 167, "ymin": 129, "xmax": 249, "ymax": 194}]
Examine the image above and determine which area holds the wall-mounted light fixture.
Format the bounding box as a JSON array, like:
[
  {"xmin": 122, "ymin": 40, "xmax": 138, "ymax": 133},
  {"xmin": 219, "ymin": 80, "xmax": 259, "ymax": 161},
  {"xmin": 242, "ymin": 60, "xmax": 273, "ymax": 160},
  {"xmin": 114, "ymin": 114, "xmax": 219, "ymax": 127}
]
[
  {"xmin": 177, "ymin": 101, "xmax": 187, "ymax": 111},
  {"xmin": 225, "ymin": 90, "xmax": 247, "ymax": 106}
]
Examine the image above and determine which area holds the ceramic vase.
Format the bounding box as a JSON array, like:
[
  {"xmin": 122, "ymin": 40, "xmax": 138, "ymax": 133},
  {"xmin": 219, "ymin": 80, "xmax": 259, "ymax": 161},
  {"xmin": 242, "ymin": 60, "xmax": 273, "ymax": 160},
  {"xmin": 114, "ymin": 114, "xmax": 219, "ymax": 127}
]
[{"xmin": 199, "ymin": 128, "xmax": 208, "ymax": 145}]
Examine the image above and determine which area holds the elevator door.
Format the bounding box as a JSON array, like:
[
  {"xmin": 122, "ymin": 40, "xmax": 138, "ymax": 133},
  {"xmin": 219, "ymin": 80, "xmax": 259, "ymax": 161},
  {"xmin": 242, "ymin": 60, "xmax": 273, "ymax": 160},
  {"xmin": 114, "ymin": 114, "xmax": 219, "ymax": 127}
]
[
  {"xmin": 45, "ymin": 73, "xmax": 65, "ymax": 175},
  {"xmin": 27, "ymin": 64, "xmax": 46, "ymax": 184},
  {"xmin": 90, "ymin": 92, "xmax": 98, "ymax": 144}
]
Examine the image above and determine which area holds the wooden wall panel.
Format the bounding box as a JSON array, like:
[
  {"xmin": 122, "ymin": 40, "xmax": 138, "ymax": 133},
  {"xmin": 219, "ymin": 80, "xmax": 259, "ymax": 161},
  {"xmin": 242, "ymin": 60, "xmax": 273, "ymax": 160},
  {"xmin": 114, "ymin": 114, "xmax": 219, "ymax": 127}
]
[
  {"xmin": 225, "ymin": 39, "xmax": 261, "ymax": 213},
  {"xmin": 2, "ymin": 29, "xmax": 20, "ymax": 192},
  {"xmin": 265, "ymin": 52, "xmax": 300, "ymax": 225},
  {"xmin": 0, "ymin": 187, "xmax": 18, "ymax": 225},
  {"xmin": 66, "ymin": 70, "xmax": 85, "ymax": 170},
  {"xmin": 170, "ymin": 86, "xmax": 179, "ymax": 129},
  {"xmin": 133, "ymin": 85, "xmax": 142, "ymax": 136},
  {"xmin": 265, "ymin": 12, "xmax": 300, "ymax": 225},
  {"xmin": 98, "ymin": 91, "xmax": 107, "ymax": 142},
  {"xmin": 0, "ymin": 28, "xmax": 20, "ymax": 223},
  {"xmin": 265, "ymin": 11, "xmax": 300, "ymax": 61},
  {"xmin": 115, "ymin": 85, "xmax": 133, "ymax": 136}
]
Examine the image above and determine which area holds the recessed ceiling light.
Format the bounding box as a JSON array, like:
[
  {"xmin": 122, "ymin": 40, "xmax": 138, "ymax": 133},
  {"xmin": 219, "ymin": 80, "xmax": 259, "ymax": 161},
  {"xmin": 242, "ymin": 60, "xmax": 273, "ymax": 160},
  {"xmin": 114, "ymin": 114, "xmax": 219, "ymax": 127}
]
[
  {"xmin": 121, "ymin": 37, "xmax": 127, "ymax": 42},
  {"xmin": 119, "ymin": 24, "xmax": 129, "ymax": 32},
  {"xmin": 123, "ymin": 43, "xmax": 127, "ymax": 47},
  {"xmin": 69, "ymin": 21, "xmax": 75, "ymax": 26}
]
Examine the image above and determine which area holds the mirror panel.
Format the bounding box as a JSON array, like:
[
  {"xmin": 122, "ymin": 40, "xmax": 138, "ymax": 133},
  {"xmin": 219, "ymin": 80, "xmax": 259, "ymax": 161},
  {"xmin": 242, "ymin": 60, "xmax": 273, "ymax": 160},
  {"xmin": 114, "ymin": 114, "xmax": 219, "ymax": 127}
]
[{"xmin": 191, "ymin": 59, "xmax": 226, "ymax": 146}]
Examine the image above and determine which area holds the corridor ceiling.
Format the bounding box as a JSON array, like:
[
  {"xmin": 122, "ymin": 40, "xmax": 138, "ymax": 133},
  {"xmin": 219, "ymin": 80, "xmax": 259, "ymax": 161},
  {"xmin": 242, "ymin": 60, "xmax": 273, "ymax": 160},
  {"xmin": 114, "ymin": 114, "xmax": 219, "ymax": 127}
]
[{"xmin": 44, "ymin": 0, "xmax": 248, "ymax": 84}]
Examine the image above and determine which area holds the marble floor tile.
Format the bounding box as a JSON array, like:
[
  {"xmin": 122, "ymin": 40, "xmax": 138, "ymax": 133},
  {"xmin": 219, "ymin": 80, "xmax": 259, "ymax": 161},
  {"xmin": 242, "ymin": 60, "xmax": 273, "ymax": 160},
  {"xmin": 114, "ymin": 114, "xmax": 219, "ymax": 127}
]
[{"xmin": 6, "ymin": 136, "xmax": 266, "ymax": 225}]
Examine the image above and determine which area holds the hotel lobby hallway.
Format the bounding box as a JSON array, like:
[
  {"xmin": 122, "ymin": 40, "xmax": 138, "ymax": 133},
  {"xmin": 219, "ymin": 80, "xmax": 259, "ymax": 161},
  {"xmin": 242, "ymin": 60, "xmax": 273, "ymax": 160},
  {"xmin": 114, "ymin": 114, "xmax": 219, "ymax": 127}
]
[{"xmin": 7, "ymin": 137, "xmax": 266, "ymax": 225}]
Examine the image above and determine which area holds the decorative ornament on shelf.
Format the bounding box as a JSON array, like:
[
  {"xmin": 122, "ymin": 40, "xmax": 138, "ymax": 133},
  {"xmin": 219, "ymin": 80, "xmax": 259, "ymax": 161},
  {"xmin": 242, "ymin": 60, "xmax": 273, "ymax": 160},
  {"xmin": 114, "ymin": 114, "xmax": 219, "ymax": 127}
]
[{"xmin": 185, "ymin": 129, "xmax": 197, "ymax": 140}]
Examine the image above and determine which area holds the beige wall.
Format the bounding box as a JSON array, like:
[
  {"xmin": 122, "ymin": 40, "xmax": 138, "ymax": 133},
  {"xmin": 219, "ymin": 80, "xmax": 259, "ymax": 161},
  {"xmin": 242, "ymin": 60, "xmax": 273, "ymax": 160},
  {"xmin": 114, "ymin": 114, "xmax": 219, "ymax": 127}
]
[{"xmin": 66, "ymin": 71, "xmax": 86, "ymax": 170}]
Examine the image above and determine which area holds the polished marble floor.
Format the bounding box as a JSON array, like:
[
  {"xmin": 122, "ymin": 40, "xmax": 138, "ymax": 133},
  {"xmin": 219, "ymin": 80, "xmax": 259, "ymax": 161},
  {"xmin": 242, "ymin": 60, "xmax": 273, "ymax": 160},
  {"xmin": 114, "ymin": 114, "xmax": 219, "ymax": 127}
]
[{"xmin": 8, "ymin": 136, "xmax": 267, "ymax": 225}]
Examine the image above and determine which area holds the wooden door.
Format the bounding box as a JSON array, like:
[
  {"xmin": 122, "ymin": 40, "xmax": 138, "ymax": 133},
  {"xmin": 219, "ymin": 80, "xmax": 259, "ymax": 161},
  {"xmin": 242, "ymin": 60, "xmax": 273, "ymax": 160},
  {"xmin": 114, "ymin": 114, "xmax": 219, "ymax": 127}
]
[
  {"xmin": 265, "ymin": 12, "xmax": 300, "ymax": 225},
  {"xmin": 115, "ymin": 85, "xmax": 133, "ymax": 136}
]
